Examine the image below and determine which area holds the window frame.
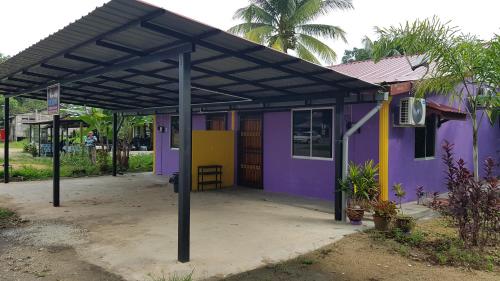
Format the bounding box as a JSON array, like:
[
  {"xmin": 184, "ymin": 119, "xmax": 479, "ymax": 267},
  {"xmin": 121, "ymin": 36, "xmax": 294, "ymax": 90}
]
[
  {"xmin": 291, "ymin": 107, "xmax": 334, "ymax": 161},
  {"xmin": 170, "ymin": 115, "xmax": 179, "ymax": 150},
  {"xmin": 414, "ymin": 114, "xmax": 437, "ymax": 160}
]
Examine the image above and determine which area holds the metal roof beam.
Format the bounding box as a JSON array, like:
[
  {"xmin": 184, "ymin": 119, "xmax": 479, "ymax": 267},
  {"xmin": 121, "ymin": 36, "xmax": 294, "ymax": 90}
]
[
  {"xmin": 160, "ymin": 58, "xmax": 297, "ymax": 97},
  {"xmin": 8, "ymin": 42, "xmax": 194, "ymax": 97},
  {"xmin": 140, "ymin": 21, "xmax": 352, "ymax": 91}
]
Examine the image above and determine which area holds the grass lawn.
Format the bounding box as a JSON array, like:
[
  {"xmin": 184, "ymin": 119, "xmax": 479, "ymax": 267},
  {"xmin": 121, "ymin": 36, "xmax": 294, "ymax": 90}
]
[
  {"xmin": 214, "ymin": 218, "xmax": 499, "ymax": 281},
  {"xmin": 0, "ymin": 144, "xmax": 153, "ymax": 181}
]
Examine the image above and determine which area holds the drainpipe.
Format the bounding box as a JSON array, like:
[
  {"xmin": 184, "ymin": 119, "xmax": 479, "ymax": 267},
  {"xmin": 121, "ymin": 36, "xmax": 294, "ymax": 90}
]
[{"xmin": 341, "ymin": 92, "xmax": 388, "ymax": 222}]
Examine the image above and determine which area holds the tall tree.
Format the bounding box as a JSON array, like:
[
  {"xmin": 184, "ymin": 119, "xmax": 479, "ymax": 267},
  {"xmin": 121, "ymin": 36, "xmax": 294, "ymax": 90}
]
[
  {"xmin": 373, "ymin": 17, "xmax": 500, "ymax": 180},
  {"xmin": 228, "ymin": 0, "xmax": 353, "ymax": 64}
]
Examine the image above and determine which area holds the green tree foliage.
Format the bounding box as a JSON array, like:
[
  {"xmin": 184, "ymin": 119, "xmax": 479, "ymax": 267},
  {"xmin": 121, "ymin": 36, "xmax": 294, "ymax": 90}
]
[
  {"xmin": 228, "ymin": 0, "xmax": 352, "ymax": 64},
  {"xmin": 372, "ymin": 17, "xmax": 500, "ymax": 179},
  {"xmin": 341, "ymin": 35, "xmax": 402, "ymax": 63}
]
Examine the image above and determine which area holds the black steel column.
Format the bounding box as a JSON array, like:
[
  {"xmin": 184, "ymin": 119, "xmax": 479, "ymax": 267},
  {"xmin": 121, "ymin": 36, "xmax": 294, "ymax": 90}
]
[
  {"xmin": 53, "ymin": 114, "xmax": 60, "ymax": 207},
  {"xmin": 38, "ymin": 124, "xmax": 41, "ymax": 157},
  {"xmin": 3, "ymin": 97, "xmax": 9, "ymax": 183},
  {"xmin": 178, "ymin": 52, "xmax": 191, "ymax": 263},
  {"xmin": 334, "ymin": 96, "xmax": 345, "ymax": 221},
  {"xmin": 112, "ymin": 113, "xmax": 118, "ymax": 176}
]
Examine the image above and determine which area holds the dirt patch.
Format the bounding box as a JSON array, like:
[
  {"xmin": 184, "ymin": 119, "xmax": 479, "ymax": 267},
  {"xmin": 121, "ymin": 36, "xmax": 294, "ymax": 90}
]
[
  {"xmin": 0, "ymin": 240, "xmax": 126, "ymax": 281},
  {"xmin": 216, "ymin": 229, "xmax": 499, "ymax": 281},
  {"xmin": 0, "ymin": 210, "xmax": 125, "ymax": 281}
]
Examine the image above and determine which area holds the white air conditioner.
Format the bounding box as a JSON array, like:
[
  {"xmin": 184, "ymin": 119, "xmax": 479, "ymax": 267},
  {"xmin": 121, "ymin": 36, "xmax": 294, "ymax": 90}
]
[{"xmin": 399, "ymin": 97, "xmax": 426, "ymax": 126}]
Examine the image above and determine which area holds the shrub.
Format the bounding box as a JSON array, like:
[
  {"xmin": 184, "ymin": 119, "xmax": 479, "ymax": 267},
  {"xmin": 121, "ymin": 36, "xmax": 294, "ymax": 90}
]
[
  {"xmin": 128, "ymin": 153, "xmax": 153, "ymax": 172},
  {"xmin": 435, "ymin": 141, "xmax": 499, "ymax": 248},
  {"xmin": 96, "ymin": 150, "xmax": 110, "ymax": 173},
  {"xmin": 23, "ymin": 143, "xmax": 38, "ymax": 157},
  {"xmin": 372, "ymin": 200, "xmax": 398, "ymax": 218},
  {"xmin": 60, "ymin": 153, "xmax": 99, "ymax": 177},
  {"xmin": 416, "ymin": 185, "xmax": 425, "ymax": 204}
]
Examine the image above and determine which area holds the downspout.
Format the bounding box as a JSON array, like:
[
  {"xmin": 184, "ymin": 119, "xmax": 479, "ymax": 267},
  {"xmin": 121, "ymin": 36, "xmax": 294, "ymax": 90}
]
[{"xmin": 341, "ymin": 92, "xmax": 388, "ymax": 222}]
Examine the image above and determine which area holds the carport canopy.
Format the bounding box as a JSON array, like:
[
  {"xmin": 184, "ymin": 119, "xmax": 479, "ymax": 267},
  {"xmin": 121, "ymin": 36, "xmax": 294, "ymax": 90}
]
[{"xmin": 0, "ymin": 0, "xmax": 379, "ymax": 263}]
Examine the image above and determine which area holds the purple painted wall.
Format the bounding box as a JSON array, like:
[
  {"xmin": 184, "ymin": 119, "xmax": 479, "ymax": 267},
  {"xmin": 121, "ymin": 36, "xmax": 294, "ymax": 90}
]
[
  {"xmin": 260, "ymin": 105, "xmax": 379, "ymax": 201},
  {"xmin": 347, "ymin": 104, "xmax": 380, "ymax": 165},
  {"xmin": 154, "ymin": 114, "xmax": 206, "ymax": 176},
  {"xmin": 154, "ymin": 101, "xmax": 498, "ymax": 203},
  {"xmin": 263, "ymin": 111, "xmax": 335, "ymax": 200},
  {"xmin": 388, "ymin": 94, "xmax": 500, "ymax": 202}
]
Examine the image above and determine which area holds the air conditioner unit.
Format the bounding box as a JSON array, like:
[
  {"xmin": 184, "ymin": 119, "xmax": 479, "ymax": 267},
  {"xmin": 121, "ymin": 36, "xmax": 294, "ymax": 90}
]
[{"xmin": 399, "ymin": 97, "xmax": 426, "ymax": 126}]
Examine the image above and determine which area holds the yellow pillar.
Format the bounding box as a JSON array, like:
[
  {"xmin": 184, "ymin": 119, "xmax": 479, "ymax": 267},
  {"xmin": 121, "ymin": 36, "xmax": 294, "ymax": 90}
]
[
  {"xmin": 231, "ymin": 111, "xmax": 236, "ymax": 131},
  {"xmin": 379, "ymin": 99, "xmax": 391, "ymax": 201},
  {"xmin": 152, "ymin": 115, "xmax": 156, "ymax": 174}
]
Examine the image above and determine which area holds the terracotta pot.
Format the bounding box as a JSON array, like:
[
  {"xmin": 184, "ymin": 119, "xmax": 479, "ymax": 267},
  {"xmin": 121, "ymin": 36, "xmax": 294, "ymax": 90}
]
[
  {"xmin": 346, "ymin": 207, "xmax": 365, "ymax": 225},
  {"xmin": 373, "ymin": 215, "xmax": 391, "ymax": 231},
  {"xmin": 395, "ymin": 216, "xmax": 415, "ymax": 233}
]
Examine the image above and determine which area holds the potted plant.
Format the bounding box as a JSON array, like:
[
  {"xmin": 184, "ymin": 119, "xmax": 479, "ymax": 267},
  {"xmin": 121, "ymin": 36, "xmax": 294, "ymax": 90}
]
[
  {"xmin": 345, "ymin": 198, "xmax": 365, "ymax": 225},
  {"xmin": 392, "ymin": 183, "xmax": 415, "ymax": 233},
  {"xmin": 340, "ymin": 160, "xmax": 381, "ymax": 225},
  {"xmin": 372, "ymin": 200, "xmax": 397, "ymax": 231}
]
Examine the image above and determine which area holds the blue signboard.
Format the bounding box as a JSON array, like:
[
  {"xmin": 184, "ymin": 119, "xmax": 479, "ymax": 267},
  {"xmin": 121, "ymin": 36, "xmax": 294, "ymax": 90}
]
[{"xmin": 47, "ymin": 84, "xmax": 60, "ymax": 115}]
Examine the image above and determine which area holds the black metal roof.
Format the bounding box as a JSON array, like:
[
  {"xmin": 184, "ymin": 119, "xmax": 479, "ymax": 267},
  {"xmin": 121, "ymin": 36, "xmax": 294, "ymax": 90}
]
[{"xmin": 0, "ymin": 0, "xmax": 378, "ymax": 112}]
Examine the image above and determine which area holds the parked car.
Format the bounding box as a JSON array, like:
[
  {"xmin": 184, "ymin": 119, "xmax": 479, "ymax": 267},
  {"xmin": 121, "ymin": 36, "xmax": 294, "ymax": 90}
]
[{"xmin": 293, "ymin": 131, "xmax": 321, "ymax": 143}]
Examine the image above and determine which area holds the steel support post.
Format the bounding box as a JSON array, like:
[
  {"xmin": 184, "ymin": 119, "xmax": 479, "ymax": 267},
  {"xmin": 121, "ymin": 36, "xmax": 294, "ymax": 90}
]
[
  {"xmin": 53, "ymin": 114, "xmax": 60, "ymax": 207},
  {"xmin": 3, "ymin": 97, "xmax": 9, "ymax": 183},
  {"xmin": 112, "ymin": 113, "xmax": 118, "ymax": 176},
  {"xmin": 178, "ymin": 52, "xmax": 192, "ymax": 263},
  {"xmin": 334, "ymin": 97, "xmax": 345, "ymax": 221}
]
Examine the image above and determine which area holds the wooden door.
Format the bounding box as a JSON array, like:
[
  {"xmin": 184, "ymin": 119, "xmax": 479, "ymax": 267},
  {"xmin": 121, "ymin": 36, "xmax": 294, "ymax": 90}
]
[{"xmin": 238, "ymin": 113, "xmax": 263, "ymax": 188}]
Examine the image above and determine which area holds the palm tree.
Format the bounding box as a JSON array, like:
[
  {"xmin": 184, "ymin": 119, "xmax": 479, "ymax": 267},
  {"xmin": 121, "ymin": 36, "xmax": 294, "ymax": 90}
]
[
  {"xmin": 228, "ymin": 0, "xmax": 353, "ymax": 64},
  {"xmin": 372, "ymin": 17, "xmax": 500, "ymax": 180}
]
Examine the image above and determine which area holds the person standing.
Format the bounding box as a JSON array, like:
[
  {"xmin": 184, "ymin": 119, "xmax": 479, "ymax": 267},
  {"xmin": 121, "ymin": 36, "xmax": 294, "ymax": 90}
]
[{"xmin": 84, "ymin": 131, "xmax": 97, "ymax": 164}]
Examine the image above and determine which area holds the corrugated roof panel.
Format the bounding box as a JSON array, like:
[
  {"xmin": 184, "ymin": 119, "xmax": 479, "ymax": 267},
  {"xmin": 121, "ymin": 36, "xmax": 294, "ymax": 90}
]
[
  {"xmin": 0, "ymin": 0, "xmax": 377, "ymax": 111},
  {"xmin": 330, "ymin": 55, "xmax": 431, "ymax": 84}
]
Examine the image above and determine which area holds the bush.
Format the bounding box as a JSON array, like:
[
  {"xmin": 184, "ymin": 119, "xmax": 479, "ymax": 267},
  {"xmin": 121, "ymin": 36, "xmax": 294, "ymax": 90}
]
[
  {"xmin": 23, "ymin": 143, "xmax": 38, "ymax": 157},
  {"xmin": 96, "ymin": 150, "xmax": 110, "ymax": 173},
  {"xmin": 435, "ymin": 141, "xmax": 499, "ymax": 248},
  {"xmin": 128, "ymin": 153, "xmax": 153, "ymax": 172},
  {"xmin": 60, "ymin": 153, "xmax": 99, "ymax": 177}
]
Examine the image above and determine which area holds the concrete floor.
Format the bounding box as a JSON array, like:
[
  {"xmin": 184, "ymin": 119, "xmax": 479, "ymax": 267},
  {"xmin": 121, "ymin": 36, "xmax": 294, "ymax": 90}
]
[{"xmin": 0, "ymin": 173, "xmax": 366, "ymax": 280}]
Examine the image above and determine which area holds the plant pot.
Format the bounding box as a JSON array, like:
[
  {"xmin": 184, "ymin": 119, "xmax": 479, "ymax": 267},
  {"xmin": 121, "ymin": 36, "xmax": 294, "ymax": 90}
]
[
  {"xmin": 373, "ymin": 215, "xmax": 391, "ymax": 231},
  {"xmin": 346, "ymin": 207, "xmax": 365, "ymax": 225},
  {"xmin": 395, "ymin": 216, "xmax": 415, "ymax": 233}
]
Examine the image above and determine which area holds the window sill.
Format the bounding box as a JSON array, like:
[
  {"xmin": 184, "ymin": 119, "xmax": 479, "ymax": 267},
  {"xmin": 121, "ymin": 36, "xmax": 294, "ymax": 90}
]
[
  {"xmin": 292, "ymin": 156, "xmax": 334, "ymax": 161},
  {"xmin": 171, "ymin": 147, "xmax": 179, "ymax": 151},
  {"xmin": 414, "ymin": 157, "xmax": 435, "ymax": 161}
]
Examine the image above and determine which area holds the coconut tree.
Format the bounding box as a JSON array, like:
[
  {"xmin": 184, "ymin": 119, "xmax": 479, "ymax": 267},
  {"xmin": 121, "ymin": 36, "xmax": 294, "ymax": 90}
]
[
  {"xmin": 372, "ymin": 17, "xmax": 500, "ymax": 180},
  {"xmin": 228, "ymin": 0, "xmax": 353, "ymax": 64}
]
